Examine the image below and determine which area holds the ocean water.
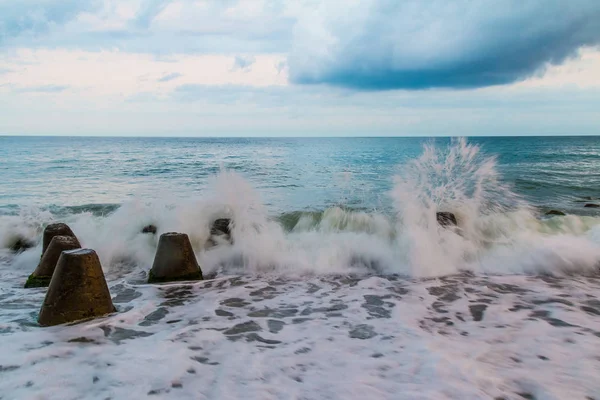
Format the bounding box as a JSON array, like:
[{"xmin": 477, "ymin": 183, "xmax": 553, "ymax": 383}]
[
  {"xmin": 1, "ymin": 136, "xmax": 600, "ymax": 399},
  {"xmin": 1, "ymin": 136, "xmax": 600, "ymax": 215}
]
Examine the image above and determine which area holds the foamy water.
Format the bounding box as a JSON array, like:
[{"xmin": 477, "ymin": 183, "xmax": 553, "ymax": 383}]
[
  {"xmin": 2, "ymin": 138, "xmax": 599, "ymax": 278},
  {"xmin": 1, "ymin": 138, "xmax": 600, "ymax": 399}
]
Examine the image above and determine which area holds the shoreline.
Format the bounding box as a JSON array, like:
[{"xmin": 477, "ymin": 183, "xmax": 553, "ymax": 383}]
[{"xmin": 1, "ymin": 273, "xmax": 599, "ymax": 399}]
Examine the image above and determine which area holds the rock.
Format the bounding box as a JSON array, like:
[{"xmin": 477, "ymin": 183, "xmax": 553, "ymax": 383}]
[
  {"xmin": 545, "ymin": 210, "xmax": 566, "ymax": 216},
  {"xmin": 436, "ymin": 212, "xmax": 457, "ymax": 227},
  {"xmin": 349, "ymin": 324, "xmax": 377, "ymax": 339},
  {"xmin": 206, "ymin": 218, "xmax": 233, "ymax": 248},
  {"xmin": 42, "ymin": 223, "xmax": 77, "ymax": 256},
  {"xmin": 141, "ymin": 225, "xmax": 157, "ymax": 234},
  {"xmin": 25, "ymin": 235, "xmax": 81, "ymax": 288},
  {"xmin": 223, "ymin": 321, "xmax": 262, "ymax": 335},
  {"xmin": 211, "ymin": 218, "xmax": 231, "ymax": 237},
  {"xmin": 9, "ymin": 237, "xmax": 35, "ymax": 253},
  {"xmin": 38, "ymin": 249, "xmax": 115, "ymax": 326},
  {"xmin": 148, "ymin": 232, "xmax": 203, "ymax": 283},
  {"xmin": 584, "ymin": 204, "xmax": 600, "ymax": 208}
]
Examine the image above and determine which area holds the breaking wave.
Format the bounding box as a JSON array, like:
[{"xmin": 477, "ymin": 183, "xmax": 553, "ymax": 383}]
[{"xmin": 1, "ymin": 139, "xmax": 600, "ymax": 279}]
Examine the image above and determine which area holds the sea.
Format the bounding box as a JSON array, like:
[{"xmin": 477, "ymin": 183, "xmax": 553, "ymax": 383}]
[{"xmin": 1, "ymin": 136, "xmax": 600, "ymax": 399}]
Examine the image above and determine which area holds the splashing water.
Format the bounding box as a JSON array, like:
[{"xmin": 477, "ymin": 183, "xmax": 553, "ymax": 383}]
[
  {"xmin": 1, "ymin": 139, "xmax": 599, "ymax": 279},
  {"xmin": 392, "ymin": 138, "xmax": 530, "ymax": 276}
]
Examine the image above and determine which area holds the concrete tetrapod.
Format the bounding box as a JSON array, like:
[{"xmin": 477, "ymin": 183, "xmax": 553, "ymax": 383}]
[
  {"xmin": 42, "ymin": 223, "xmax": 77, "ymax": 256},
  {"xmin": 148, "ymin": 232, "xmax": 203, "ymax": 283},
  {"xmin": 38, "ymin": 249, "xmax": 116, "ymax": 327},
  {"xmin": 25, "ymin": 235, "xmax": 81, "ymax": 288}
]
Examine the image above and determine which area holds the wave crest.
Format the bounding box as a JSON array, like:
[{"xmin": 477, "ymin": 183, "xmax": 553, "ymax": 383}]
[{"xmin": 2, "ymin": 139, "xmax": 599, "ymax": 279}]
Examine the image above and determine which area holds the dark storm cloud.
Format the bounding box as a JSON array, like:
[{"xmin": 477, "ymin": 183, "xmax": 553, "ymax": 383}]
[{"xmin": 288, "ymin": 0, "xmax": 600, "ymax": 90}]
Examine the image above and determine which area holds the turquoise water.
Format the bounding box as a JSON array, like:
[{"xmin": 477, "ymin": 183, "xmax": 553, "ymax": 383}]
[{"xmin": 1, "ymin": 136, "xmax": 599, "ymax": 216}]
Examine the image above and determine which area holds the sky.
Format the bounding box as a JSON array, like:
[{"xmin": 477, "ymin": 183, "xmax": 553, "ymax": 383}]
[{"xmin": 1, "ymin": 0, "xmax": 600, "ymax": 137}]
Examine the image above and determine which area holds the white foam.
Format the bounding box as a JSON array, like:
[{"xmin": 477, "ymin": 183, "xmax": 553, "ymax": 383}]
[
  {"xmin": 64, "ymin": 248, "xmax": 96, "ymax": 256},
  {"xmin": 1, "ymin": 275, "xmax": 599, "ymax": 399}
]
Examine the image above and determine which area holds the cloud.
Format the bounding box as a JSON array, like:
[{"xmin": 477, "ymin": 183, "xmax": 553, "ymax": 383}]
[
  {"xmin": 133, "ymin": 0, "xmax": 170, "ymax": 29},
  {"xmin": 231, "ymin": 55, "xmax": 256, "ymax": 72},
  {"xmin": 0, "ymin": 0, "xmax": 100, "ymax": 44},
  {"xmin": 2, "ymin": 0, "xmax": 599, "ymax": 94},
  {"xmin": 288, "ymin": 0, "xmax": 600, "ymax": 90},
  {"xmin": 0, "ymin": 49, "xmax": 287, "ymax": 98},
  {"xmin": 4, "ymin": 80, "xmax": 600, "ymax": 136},
  {"xmin": 172, "ymin": 84, "xmax": 264, "ymax": 104},
  {"xmin": 157, "ymin": 72, "xmax": 182, "ymax": 82},
  {"xmin": 0, "ymin": 0, "xmax": 295, "ymax": 54},
  {"xmin": 275, "ymin": 60, "xmax": 287, "ymax": 75},
  {"xmin": 16, "ymin": 84, "xmax": 69, "ymax": 93}
]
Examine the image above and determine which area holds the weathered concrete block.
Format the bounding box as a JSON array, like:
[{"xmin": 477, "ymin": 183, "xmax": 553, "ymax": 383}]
[
  {"xmin": 42, "ymin": 223, "xmax": 77, "ymax": 256},
  {"xmin": 148, "ymin": 232, "xmax": 203, "ymax": 283},
  {"xmin": 38, "ymin": 249, "xmax": 115, "ymax": 326},
  {"xmin": 25, "ymin": 235, "xmax": 81, "ymax": 288}
]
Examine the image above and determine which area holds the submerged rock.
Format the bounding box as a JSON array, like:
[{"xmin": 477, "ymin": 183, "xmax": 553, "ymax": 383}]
[
  {"xmin": 436, "ymin": 212, "xmax": 457, "ymax": 227},
  {"xmin": 38, "ymin": 249, "xmax": 115, "ymax": 326},
  {"xmin": 9, "ymin": 237, "xmax": 35, "ymax": 253},
  {"xmin": 584, "ymin": 204, "xmax": 600, "ymax": 208},
  {"xmin": 141, "ymin": 225, "xmax": 157, "ymax": 234},
  {"xmin": 206, "ymin": 218, "xmax": 233, "ymax": 248},
  {"xmin": 545, "ymin": 210, "xmax": 566, "ymax": 216},
  {"xmin": 148, "ymin": 232, "xmax": 203, "ymax": 283},
  {"xmin": 42, "ymin": 223, "xmax": 77, "ymax": 256},
  {"xmin": 211, "ymin": 218, "xmax": 231, "ymax": 237},
  {"xmin": 25, "ymin": 235, "xmax": 81, "ymax": 288}
]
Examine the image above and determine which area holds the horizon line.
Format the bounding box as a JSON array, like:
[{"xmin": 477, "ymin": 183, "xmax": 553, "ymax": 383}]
[{"xmin": 1, "ymin": 134, "xmax": 599, "ymax": 139}]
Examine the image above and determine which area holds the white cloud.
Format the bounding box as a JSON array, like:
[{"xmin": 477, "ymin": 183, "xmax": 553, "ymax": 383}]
[
  {"xmin": 231, "ymin": 55, "xmax": 256, "ymax": 72},
  {"xmin": 0, "ymin": 49, "xmax": 287, "ymax": 97},
  {"xmin": 516, "ymin": 48, "xmax": 600, "ymax": 89}
]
